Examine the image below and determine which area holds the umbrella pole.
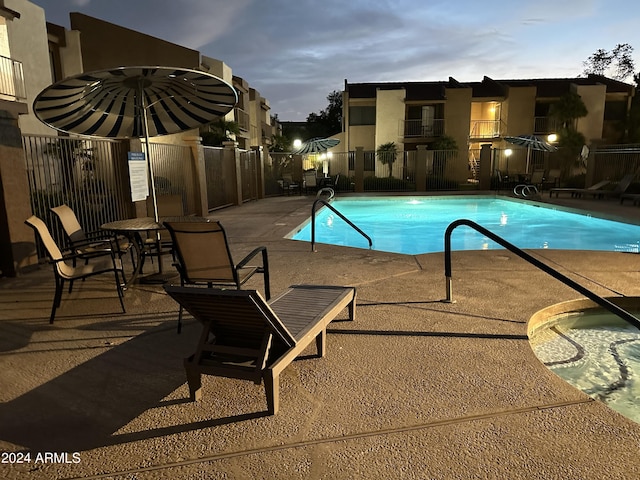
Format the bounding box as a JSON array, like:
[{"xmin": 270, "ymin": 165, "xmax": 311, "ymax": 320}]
[
  {"xmin": 140, "ymin": 83, "xmax": 159, "ymax": 223},
  {"xmin": 525, "ymin": 147, "xmax": 531, "ymax": 175}
]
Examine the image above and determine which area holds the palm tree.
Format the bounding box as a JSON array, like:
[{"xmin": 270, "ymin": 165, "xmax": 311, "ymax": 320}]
[
  {"xmin": 376, "ymin": 142, "xmax": 398, "ymax": 178},
  {"xmin": 200, "ymin": 118, "xmax": 241, "ymax": 146}
]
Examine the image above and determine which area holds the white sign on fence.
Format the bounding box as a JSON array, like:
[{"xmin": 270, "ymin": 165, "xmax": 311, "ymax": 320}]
[{"xmin": 128, "ymin": 152, "xmax": 149, "ymax": 202}]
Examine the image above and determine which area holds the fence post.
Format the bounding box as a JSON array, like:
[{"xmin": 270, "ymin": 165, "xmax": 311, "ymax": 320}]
[
  {"xmin": 252, "ymin": 145, "xmax": 265, "ymax": 199},
  {"xmin": 184, "ymin": 135, "xmax": 208, "ymax": 216},
  {"xmin": 354, "ymin": 147, "xmax": 364, "ymax": 192},
  {"xmin": 415, "ymin": 145, "xmax": 428, "ymax": 191},
  {"xmin": 223, "ymin": 141, "xmax": 242, "ymax": 206},
  {"xmin": 479, "ymin": 144, "xmax": 492, "ymax": 190}
]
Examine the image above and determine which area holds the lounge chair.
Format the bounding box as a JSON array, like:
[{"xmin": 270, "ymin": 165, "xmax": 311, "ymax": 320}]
[
  {"xmin": 582, "ymin": 173, "xmax": 635, "ymax": 199},
  {"xmin": 620, "ymin": 193, "xmax": 640, "ymax": 205},
  {"xmin": 163, "ymin": 221, "xmax": 270, "ymax": 333},
  {"xmin": 25, "ymin": 215, "xmax": 126, "ymax": 324},
  {"xmin": 164, "ymin": 284, "xmax": 356, "ymax": 414},
  {"xmin": 50, "ymin": 204, "xmax": 132, "ymax": 266},
  {"xmin": 549, "ymin": 179, "xmax": 610, "ymax": 198}
]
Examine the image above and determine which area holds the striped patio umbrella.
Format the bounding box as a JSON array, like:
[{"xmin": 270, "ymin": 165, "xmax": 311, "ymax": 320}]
[
  {"xmin": 292, "ymin": 137, "xmax": 340, "ymax": 154},
  {"xmin": 33, "ymin": 66, "xmax": 237, "ymax": 220},
  {"xmin": 504, "ymin": 134, "xmax": 558, "ymax": 174}
]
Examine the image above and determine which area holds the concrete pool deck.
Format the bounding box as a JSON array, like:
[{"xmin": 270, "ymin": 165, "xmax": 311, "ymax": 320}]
[{"xmin": 2, "ymin": 192, "xmax": 640, "ymax": 479}]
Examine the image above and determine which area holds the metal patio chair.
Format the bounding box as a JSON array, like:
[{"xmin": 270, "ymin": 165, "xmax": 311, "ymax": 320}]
[
  {"xmin": 25, "ymin": 215, "xmax": 126, "ymax": 324},
  {"xmin": 164, "ymin": 220, "xmax": 271, "ymax": 333}
]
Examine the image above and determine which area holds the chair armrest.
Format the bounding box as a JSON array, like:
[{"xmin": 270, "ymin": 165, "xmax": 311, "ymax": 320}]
[
  {"xmin": 236, "ymin": 246, "xmax": 270, "ymax": 299},
  {"xmin": 236, "ymin": 246, "xmax": 268, "ymax": 269}
]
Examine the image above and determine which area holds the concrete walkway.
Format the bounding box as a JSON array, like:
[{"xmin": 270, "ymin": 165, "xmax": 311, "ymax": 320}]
[{"xmin": 2, "ymin": 193, "xmax": 640, "ymax": 479}]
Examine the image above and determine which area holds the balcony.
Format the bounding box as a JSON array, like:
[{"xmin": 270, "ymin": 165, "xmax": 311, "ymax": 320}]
[
  {"xmin": 469, "ymin": 120, "xmax": 503, "ymax": 139},
  {"xmin": 402, "ymin": 119, "xmax": 445, "ymax": 138},
  {"xmin": 534, "ymin": 117, "xmax": 563, "ymax": 135},
  {"xmin": 234, "ymin": 107, "xmax": 250, "ymax": 132},
  {"xmin": 0, "ymin": 54, "xmax": 26, "ymax": 102}
]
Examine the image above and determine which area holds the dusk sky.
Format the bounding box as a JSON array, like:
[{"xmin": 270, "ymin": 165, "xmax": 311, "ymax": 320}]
[{"xmin": 29, "ymin": 0, "xmax": 640, "ymax": 121}]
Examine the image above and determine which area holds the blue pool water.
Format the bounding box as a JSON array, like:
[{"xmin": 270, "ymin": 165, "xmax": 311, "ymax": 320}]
[{"xmin": 289, "ymin": 196, "xmax": 640, "ymax": 254}]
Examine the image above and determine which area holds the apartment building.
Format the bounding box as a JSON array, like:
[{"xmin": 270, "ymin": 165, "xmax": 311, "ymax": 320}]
[{"xmin": 342, "ymin": 75, "xmax": 635, "ymax": 182}]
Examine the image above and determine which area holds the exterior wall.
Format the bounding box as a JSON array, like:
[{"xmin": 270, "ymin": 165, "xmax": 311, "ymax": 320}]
[
  {"xmin": 70, "ymin": 13, "xmax": 200, "ymax": 71},
  {"xmin": 573, "ymin": 83, "xmax": 606, "ymax": 143},
  {"xmin": 375, "ymin": 89, "xmax": 405, "ymax": 177},
  {"xmin": 59, "ymin": 29, "xmax": 83, "ymax": 78},
  {"xmin": 4, "ymin": 0, "xmax": 54, "ymax": 134},
  {"xmin": 375, "ymin": 88, "xmax": 404, "ymax": 147},
  {"xmin": 443, "ymin": 87, "xmax": 472, "ymax": 182},
  {"xmin": 503, "ymin": 86, "xmax": 536, "ymax": 136}
]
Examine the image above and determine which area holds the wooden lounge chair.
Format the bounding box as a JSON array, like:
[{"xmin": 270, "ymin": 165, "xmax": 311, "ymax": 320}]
[
  {"xmin": 164, "ymin": 221, "xmax": 270, "ymax": 333},
  {"xmin": 164, "ymin": 284, "xmax": 356, "ymax": 414},
  {"xmin": 25, "ymin": 215, "xmax": 126, "ymax": 324},
  {"xmin": 549, "ymin": 179, "xmax": 610, "ymax": 198}
]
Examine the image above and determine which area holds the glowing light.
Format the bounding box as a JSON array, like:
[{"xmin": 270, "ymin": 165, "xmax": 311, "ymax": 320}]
[
  {"xmin": 505, "ymin": 148, "xmax": 513, "ymax": 157},
  {"xmin": 293, "ymin": 139, "xmax": 302, "ymax": 149},
  {"xmin": 500, "ymin": 213, "xmax": 508, "ymax": 226},
  {"xmin": 547, "ymin": 133, "xmax": 558, "ymax": 143}
]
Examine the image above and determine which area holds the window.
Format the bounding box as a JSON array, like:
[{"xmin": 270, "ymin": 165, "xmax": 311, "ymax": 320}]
[{"xmin": 349, "ymin": 106, "xmax": 376, "ymax": 125}]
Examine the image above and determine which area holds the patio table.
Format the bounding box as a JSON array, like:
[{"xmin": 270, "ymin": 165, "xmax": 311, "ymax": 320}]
[{"xmin": 101, "ymin": 216, "xmax": 210, "ymax": 286}]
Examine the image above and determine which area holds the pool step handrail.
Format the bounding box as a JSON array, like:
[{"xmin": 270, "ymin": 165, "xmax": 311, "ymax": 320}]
[
  {"xmin": 311, "ymin": 199, "xmax": 372, "ymax": 252},
  {"xmin": 316, "ymin": 187, "xmax": 335, "ymax": 200},
  {"xmin": 444, "ymin": 218, "xmax": 640, "ymax": 330},
  {"xmin": 513, "ymin": 184, "xmax": 539, "ymax": 197}
]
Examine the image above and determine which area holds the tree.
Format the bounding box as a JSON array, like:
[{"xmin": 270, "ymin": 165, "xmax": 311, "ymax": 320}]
[
  {"xmin": 306, "ymin": 90, "xmax": 343, "ymax": 138},
  {"xmin": 549, "ymin": 92, "xmax": 588, "ymax": 130},
  {"xmin": 200, "ymin": 118, "xmax": 240, "ymax": 146},
  {"xmin": 583, "ymin": 43, "xmax": 635, "ymax": 81},
  {"xmin": 628, "ymin": 73, "xmax": 640, "ymax": 142},
  {"xmin": 376, "ymin": 141, "xmax": 398, "ymax": 178}
]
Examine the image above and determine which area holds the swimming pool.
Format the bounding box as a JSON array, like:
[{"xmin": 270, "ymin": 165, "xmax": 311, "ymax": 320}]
[
  {"xmin": 529, "ymin": 300, "xmax": 640, "ymax": 424},
  {"xmin": 289, "ymin": 196, "xmax": 640, "ymax": 254}
]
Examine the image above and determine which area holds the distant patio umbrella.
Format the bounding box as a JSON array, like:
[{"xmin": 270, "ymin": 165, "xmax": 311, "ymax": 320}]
[
  {"xmin": 292, "ymin": 137, "xmax": 340, "ymax": 154},
  {"xmin": 33, "ymin": 66, "xmax": 237, "ymax": 221},
  {"xmin": 504, "ymin": 135, "xmax": 557, "ymax": 174}
]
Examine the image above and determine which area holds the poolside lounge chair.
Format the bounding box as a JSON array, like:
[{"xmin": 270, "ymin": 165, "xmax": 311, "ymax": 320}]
[
  {"xmin": 25, "ymin": 215, "xmax": 126, "ymax": 324},
  {"xmin": 620, "ymin": 193, "xmax": 640, "ymax": 205},
  {"xmin": 581, "ymin": 173, "xmax": 636, "ymax": 199},
  {"xmin": 164, "ymin": 221, "xmax": 271, "ymax": 333},
  {"xmin": 164, "ymin": 284, "xmax": 356, "ymax": 414},
  {"xmin": 549, "ymin": 179, "xmax": 610, "ymax": 198}
]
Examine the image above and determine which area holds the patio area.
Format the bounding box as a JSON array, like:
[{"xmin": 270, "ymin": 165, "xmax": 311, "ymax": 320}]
[{"xmin": 2, "ymin": 193, "xmax": 640, "ymax": 479}]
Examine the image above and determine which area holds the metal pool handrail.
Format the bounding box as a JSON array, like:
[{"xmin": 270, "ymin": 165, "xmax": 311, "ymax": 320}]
[
  {"xmin": 444, "ymin": 218, "xmax": 640, "ymax": 330},
  {"xmin": 310, "ymin": 199, "xmax": 372, "ymax": 252}
]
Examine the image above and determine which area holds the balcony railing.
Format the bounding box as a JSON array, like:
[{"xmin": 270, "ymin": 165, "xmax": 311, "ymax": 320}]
[
  {"xmin": 469, "ymin": 120, "xmax": 502, "ymax": 139},
  {"xmin": 0, "ymin": 55, "xmax": 26, "ymax": 101},
  {"xmin": 533, "ymin": 116, "xmax": 569, "ymax": 135},
  {"xmin": 234, "ymin": 107, "xmax": 250, "ymax": 132},
  {"xmin": 402, "ymin": 119, "xmax": 445, "ymax": 138}
]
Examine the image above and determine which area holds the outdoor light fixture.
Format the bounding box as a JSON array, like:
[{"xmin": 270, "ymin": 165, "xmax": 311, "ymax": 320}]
[
  {"xmin": 547, "ymin": 133, "xmax": 558, "ymax": 143},
  {"xmin": 505, "ymin": 148, "xmax": 512, "ymax": 157},
  {"xmin": 293, "ymin": 139, "xmax": 302, "ymax": 149}
]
